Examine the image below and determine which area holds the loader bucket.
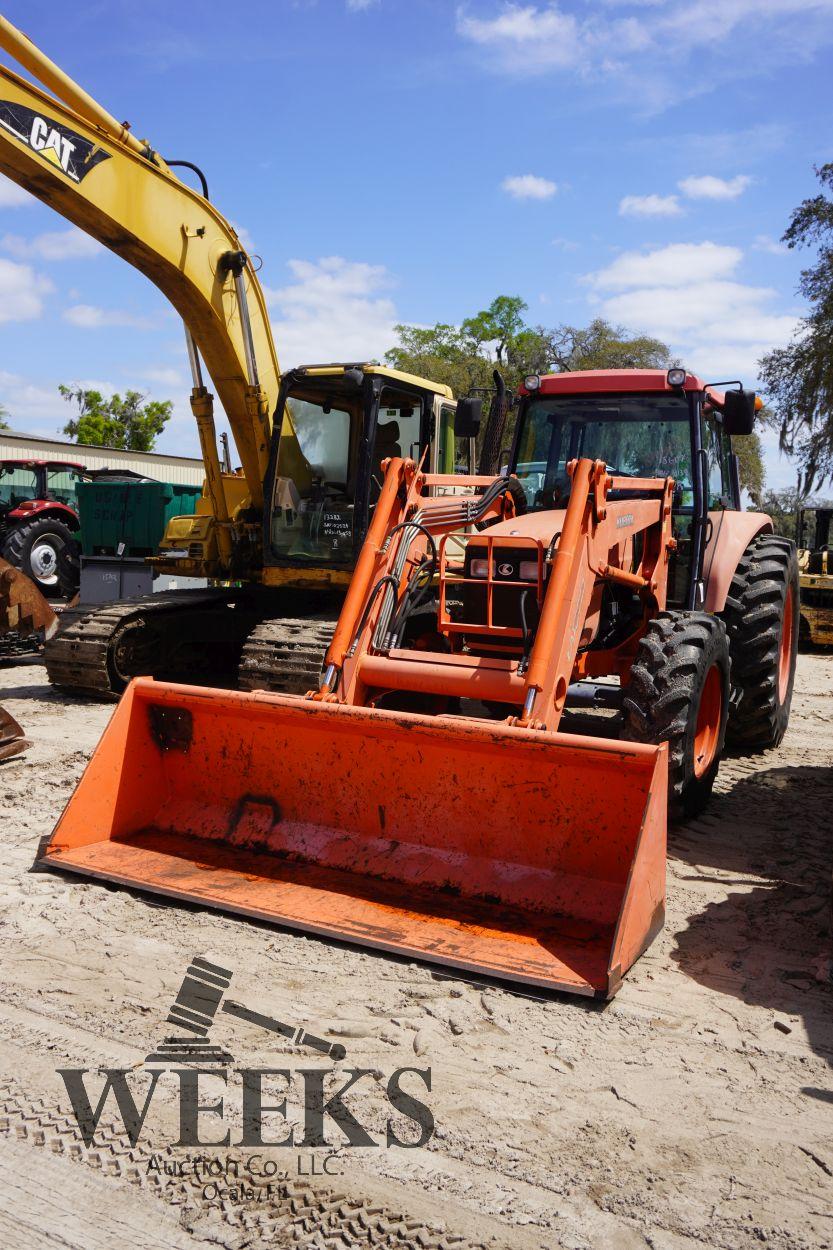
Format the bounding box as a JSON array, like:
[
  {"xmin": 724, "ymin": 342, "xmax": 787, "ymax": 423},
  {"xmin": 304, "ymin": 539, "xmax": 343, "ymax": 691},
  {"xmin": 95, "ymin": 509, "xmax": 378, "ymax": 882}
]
[
  {"xmin": 40, "ymin": 679, "xmax": 667, "ymax": 998},
  {"xmin": 0, "ymin": 704, "xmax": 30, "ymax": 762}
]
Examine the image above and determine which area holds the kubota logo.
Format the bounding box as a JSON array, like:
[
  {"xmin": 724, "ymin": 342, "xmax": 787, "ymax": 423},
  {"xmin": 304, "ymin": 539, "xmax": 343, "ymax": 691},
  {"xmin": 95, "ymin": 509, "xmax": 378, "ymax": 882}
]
[{"xmin": 0, "ymin": 100, "xmax": 111, "ymax": 183}]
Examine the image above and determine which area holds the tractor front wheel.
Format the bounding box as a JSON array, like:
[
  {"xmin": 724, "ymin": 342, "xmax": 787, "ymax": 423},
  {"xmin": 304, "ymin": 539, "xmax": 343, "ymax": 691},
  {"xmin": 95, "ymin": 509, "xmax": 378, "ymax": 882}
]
[
  {"xmin": 721, "ymin": 534, "xmax": 799, "ymax": 752},
  {"xmin": 622, "ymin": 611, "xmax": 731, "ymax": 819},
  {"xmin": 2, "ymin": 516, "xmax": 75, "ymax": 598}
]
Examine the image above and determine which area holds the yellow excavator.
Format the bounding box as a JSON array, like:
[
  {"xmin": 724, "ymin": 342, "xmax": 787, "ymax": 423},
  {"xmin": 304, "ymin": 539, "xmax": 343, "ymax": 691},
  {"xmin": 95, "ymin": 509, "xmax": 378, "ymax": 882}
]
[
  {"xmin": 797, "ymin": 506, "xmax": 833, "ymax": 646},
  {"xmin": 0, "ymin": 17, "xmax": 469, "ymax": 696}
]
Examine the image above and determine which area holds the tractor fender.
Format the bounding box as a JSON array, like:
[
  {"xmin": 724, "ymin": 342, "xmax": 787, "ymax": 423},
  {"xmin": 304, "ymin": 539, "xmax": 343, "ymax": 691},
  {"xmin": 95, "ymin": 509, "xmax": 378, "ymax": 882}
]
[
  {"xmin": 703, "ymin": 510, "xmax": 773, "ymax": 613},
  {"xmin": 7, "ymin": 500, "xmax": 79, "ymax": 528}
]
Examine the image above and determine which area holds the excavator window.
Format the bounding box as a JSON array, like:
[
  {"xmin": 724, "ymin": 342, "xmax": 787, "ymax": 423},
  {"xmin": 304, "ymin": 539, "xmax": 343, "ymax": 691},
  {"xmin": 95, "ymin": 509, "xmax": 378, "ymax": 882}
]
[
  {"xmin": 268, "ymin": 379, "xmax": 430, "ymax": 569},
  {"xmin": 270, "ymin": 394, "xmax": 355, "ymax": 566}
]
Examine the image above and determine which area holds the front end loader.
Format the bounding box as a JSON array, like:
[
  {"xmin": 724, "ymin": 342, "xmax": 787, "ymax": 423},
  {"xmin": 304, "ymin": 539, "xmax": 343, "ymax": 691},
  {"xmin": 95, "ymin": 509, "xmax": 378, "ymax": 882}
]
[
  {"xmin": 39, "ymin": 369, "xmax": 797, "ymax": 998},
  {"xmin": 41, "ymin": 457, "xmax": 672, "ymax": 997}
]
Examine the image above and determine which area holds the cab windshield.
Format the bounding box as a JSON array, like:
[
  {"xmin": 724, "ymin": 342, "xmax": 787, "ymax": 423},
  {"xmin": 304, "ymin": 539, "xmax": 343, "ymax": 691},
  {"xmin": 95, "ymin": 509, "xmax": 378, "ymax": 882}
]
[
  {"xmin": 513, "ymin": 393, "xmax": 693, "ymax": 511},
  {"xmin": 269, "ymin": 383, "xmax": 423, "ymax": 568}
]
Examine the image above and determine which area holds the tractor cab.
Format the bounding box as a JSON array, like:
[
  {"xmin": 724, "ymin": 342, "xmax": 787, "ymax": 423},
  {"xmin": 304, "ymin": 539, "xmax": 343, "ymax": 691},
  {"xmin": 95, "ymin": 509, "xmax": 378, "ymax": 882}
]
[
  {"xmin": 0, "ymin": 459, "xmax": 87, "ymax": 515},
  {"xmin": 262, "ymin": 363, "xmax": 466, "ymax": 587},
  {"xmin": 509, "ymin": 369, "xmax": 756, "ymax": 609}
]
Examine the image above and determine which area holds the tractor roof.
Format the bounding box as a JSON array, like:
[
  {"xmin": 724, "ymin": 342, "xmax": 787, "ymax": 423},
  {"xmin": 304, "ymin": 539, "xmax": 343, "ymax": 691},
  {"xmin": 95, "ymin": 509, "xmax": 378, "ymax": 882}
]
[
  {"xmin": 1, "ymin": 458, "xmax": 87, "ymax": 470},
  {"xmin": 522, "ymin": 368, "xmax": 709, "ymax": 397}
]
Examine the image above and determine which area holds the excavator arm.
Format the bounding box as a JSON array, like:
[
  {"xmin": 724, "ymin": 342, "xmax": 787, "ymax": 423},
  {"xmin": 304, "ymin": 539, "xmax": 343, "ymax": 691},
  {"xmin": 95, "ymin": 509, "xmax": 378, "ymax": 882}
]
[{"xmin": 0, "ymin": 16, "xmax": 281, "ymax": 563}]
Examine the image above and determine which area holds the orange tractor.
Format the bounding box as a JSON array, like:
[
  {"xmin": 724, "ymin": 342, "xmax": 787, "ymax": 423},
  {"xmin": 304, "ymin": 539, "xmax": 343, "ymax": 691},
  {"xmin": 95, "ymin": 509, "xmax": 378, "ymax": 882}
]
[{"xmin": 40, "ymin": 369, "xmax": 798, "ymax": 997}]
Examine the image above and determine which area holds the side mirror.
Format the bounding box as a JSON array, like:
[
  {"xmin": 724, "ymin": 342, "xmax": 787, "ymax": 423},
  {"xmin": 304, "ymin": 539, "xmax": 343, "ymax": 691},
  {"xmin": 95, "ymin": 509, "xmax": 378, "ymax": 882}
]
[
  {"xmin": 722, "ymin": 389, "xmax": 756, "ymax": 436},
  {"xmin": 454, "ymin": 397, "xmax": 482, "ymax": 440}
]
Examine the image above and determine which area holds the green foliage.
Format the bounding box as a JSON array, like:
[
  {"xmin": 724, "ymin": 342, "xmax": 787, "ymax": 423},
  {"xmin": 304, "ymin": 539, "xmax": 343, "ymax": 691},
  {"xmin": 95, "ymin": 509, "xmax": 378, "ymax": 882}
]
[
  {"xmin": 0, "ymin": 403, "xmax": 9, "ymax": 431},
  {"xmin": 386, "ymin": 297, "xmax": 675, "ymax": 400},
  {"xmin": 60, "ymin": 385, "xmax": 172, "ymax": 452},
  {"xmin": 754, "ymin": 486, "xmax": 809, "ymax": 540},
  {"xmin": 759, "ymin": 163, "xmax": 833, "ymax": 495},
  {"xmin": 734, "ymin": 429, "xmax": 766, "ymax": 504}
]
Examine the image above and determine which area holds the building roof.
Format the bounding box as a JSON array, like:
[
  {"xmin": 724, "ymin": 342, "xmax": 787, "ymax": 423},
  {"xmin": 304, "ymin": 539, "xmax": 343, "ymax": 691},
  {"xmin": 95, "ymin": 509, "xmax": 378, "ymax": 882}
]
[{"xmin": 0, "ymin": 428, "xmax": 203, "ymax": 464}]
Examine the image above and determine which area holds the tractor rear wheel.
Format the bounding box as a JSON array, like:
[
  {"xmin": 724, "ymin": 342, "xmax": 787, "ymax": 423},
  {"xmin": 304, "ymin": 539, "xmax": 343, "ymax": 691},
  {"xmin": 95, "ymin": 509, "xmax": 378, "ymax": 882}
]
[
  {"xmin": 2, "ymin": 516, "xmax": 75, "ymax": 598},
  {"xmin": 622, "ymin": 611, "xmax": 731, "ymax": 819},
  {"xmin": 721, "ymin": 534, "xmax": 799, "ymax": 752}
]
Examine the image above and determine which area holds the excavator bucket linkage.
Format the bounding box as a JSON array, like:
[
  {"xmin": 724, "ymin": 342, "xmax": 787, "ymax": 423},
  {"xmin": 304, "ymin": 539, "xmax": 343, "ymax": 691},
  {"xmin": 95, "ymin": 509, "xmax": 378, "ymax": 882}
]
[
  {"xmin": 41, "ymin": 458, "xmax": 675, "ymax": 998},
  {"xmin": 0, "ymin": 704, "xmax": 29, "ymax": 762},
  {"xmin": 0, "ymin": 558, "xmax": 58, "ymax": 640}
]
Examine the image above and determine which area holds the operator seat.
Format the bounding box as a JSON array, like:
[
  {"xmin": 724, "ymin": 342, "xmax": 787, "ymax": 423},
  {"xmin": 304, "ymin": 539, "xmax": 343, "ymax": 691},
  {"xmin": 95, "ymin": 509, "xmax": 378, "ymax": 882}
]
[{"xmin": 371, "ymin": 420, "xmax": 401, "ymax": 502}]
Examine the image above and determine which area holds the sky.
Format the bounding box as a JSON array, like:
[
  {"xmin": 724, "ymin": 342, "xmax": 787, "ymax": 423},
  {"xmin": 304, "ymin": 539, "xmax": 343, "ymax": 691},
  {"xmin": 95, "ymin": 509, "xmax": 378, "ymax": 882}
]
[{"xmin": 1, "ymin": 0, "xmax": 831, "ymax": 489}]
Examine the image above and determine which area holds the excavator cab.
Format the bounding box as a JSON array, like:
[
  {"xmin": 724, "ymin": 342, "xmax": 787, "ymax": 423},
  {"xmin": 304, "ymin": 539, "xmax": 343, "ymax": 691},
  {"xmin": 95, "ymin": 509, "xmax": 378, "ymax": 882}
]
[{"xmin": 261, "ymin": 364, "xmax": 462, "ymax": 588}]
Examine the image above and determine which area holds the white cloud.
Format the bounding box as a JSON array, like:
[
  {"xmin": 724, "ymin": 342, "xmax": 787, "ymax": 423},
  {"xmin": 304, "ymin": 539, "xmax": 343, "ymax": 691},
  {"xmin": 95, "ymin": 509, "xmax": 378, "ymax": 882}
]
[
  {"xmin": 63, "ymin": 304, "xmax": 158, "ymax": 330},
  {"xmin": 1, "ymin": 229, "xmax": 102, "ymax": 261},
  {"xmin": 456, "ymin": 2, "xmax": 833, "ymax": 102},
  {"xmin": 588, "ymin": 242, "xmax": 741, "ymax": 290},
  {"xmin": 139, "ymin": 366, "xmax": 188, "ymax": 388},
  {"xmin": 0, "ymin": 370, "xmax": 63, "ymax": 427},
  {"xmin": 263, "ymin": 256, "xmax": 399, "ymax": 366},
  {"xmin": 502, "ymin": 173, "xmax": 557, "ymax": 200},
  {"xmin": 551, "ymin": 236, "xmax": 580, "ymax": 251},
  {"xmin": 0, "ymin": 175, "xmax": 32, "ymax": 208},
  {"xmin": 458, "ymin": 5, "xmax": 582, "ymax": 70},
  {"xmin": 618, "ymin": 193, "xmax": 682, "ymax": 218},
  {"xmin": 585, "ymin": 240, "xmax": 800, "ymax": 380},
  {"xmin": 753, "ymin": 233, "xmax": 788, "ymax": 255},
  {"xmin": 0, "ymin": 258, "xmax": 53, "ymax": 322},
  {"xmin": 678, "ymin": 173, "xmax": 752, "ymax": 200}
]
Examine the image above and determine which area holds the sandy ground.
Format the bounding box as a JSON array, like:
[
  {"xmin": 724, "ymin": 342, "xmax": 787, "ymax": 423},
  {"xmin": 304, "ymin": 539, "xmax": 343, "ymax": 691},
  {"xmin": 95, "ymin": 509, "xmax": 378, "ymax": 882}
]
[{"xmin": 0, "ymin": 654, "xmax": 831, "ymax": 1250}]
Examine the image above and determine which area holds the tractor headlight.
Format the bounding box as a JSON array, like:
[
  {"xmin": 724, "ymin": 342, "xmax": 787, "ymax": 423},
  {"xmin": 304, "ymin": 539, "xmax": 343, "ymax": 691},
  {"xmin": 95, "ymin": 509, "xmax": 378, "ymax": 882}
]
[
  {"xmin": 469, "ymin": 558, "xmax": 491, "ymax": 578},
  {"xmin": 518, "ymin": 560, "xmax": 539, "ymax": 581},
  {"xmin": 666, "ymin": 367, "xmax": 687, "ymax": 388},
  {"xmin": 524, "ymin": 374, "xmax": 540, "ymax": 391}
]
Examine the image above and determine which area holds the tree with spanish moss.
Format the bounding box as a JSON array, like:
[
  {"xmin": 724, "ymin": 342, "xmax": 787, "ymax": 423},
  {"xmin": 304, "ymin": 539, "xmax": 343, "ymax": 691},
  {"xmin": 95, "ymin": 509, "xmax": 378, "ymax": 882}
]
[{"xmin": 759, "ymin": 163, "xmax": 833, "ymax": 496}]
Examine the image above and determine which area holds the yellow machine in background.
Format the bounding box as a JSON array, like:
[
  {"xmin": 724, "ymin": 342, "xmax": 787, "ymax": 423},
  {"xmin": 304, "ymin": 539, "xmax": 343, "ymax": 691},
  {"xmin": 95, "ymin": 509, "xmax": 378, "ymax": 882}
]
[
  {"xmin": 0, "ymin": 18, "xmax": 469, "ymax": 696},
  {"xmin": 798, "ymin": 507, "xmax": 833, "ymax": 646}
]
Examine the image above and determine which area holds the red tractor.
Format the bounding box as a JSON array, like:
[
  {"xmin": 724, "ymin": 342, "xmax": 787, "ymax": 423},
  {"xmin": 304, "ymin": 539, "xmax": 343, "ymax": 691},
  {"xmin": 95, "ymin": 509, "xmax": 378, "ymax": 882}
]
[{"xmin": 0, "ymin": 459, "xmax": 87, "ymax": 596}]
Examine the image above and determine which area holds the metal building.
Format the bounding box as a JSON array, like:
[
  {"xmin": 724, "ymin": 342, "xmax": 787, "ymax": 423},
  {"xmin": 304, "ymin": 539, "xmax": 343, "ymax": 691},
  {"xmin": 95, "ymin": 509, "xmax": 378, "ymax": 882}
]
[{"xmin": 0, "ymin": 428, "xmax": 205, "ymax": 486}]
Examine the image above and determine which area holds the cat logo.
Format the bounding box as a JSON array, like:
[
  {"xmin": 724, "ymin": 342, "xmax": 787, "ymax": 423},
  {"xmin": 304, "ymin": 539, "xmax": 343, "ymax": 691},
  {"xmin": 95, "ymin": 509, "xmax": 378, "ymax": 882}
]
[
  {"xmin": 0, "ymin": 100, "xmax": 111, "ymax": 184},
  {"xmin": 29, "ymin": 115, "xmax": 76, "ymax": 173}
]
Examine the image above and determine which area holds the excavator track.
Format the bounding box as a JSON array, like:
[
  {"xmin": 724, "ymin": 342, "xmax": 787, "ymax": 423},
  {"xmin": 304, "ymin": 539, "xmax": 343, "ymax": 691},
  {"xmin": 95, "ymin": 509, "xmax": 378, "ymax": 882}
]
[
  {"xmin": 43, "ymin": 590, "xmax": 246, "ymax": 699},
  {"xmin": 238, "ymin": 616, "xmax": 336, "ymax": 694}
]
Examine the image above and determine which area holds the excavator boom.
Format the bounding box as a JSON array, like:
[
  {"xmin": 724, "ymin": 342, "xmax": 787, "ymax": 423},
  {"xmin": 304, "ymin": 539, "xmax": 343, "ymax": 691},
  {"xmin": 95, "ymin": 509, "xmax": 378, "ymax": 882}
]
[{"xmin": 0, "ymin": 16, "xmax": 279, "ymax": 518}]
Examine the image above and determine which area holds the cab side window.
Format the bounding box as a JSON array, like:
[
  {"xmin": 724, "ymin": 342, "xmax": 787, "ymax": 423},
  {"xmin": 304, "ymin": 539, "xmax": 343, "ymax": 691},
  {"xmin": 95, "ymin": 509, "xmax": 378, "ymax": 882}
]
[
  {"xmin": 701, "ymin": 414, "xmax": 729, "ymax": 509},
  {"xmin": 47, "ymin": 468, "xmax": 82, "ymax": 506}
]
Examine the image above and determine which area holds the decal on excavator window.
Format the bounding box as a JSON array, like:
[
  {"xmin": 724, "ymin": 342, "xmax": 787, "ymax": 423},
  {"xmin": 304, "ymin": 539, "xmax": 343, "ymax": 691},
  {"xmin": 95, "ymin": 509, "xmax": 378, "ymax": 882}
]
[{"xmin": 0, "ymin": 101, "xmax": 110, "ymax": 183}]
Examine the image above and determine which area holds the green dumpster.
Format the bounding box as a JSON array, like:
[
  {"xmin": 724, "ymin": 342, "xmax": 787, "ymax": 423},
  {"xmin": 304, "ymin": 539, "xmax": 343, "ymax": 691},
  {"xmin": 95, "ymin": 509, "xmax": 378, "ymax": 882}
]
[{"xmin": 77, "ymin": 479, "xmax": 202, "ymax": 558}]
